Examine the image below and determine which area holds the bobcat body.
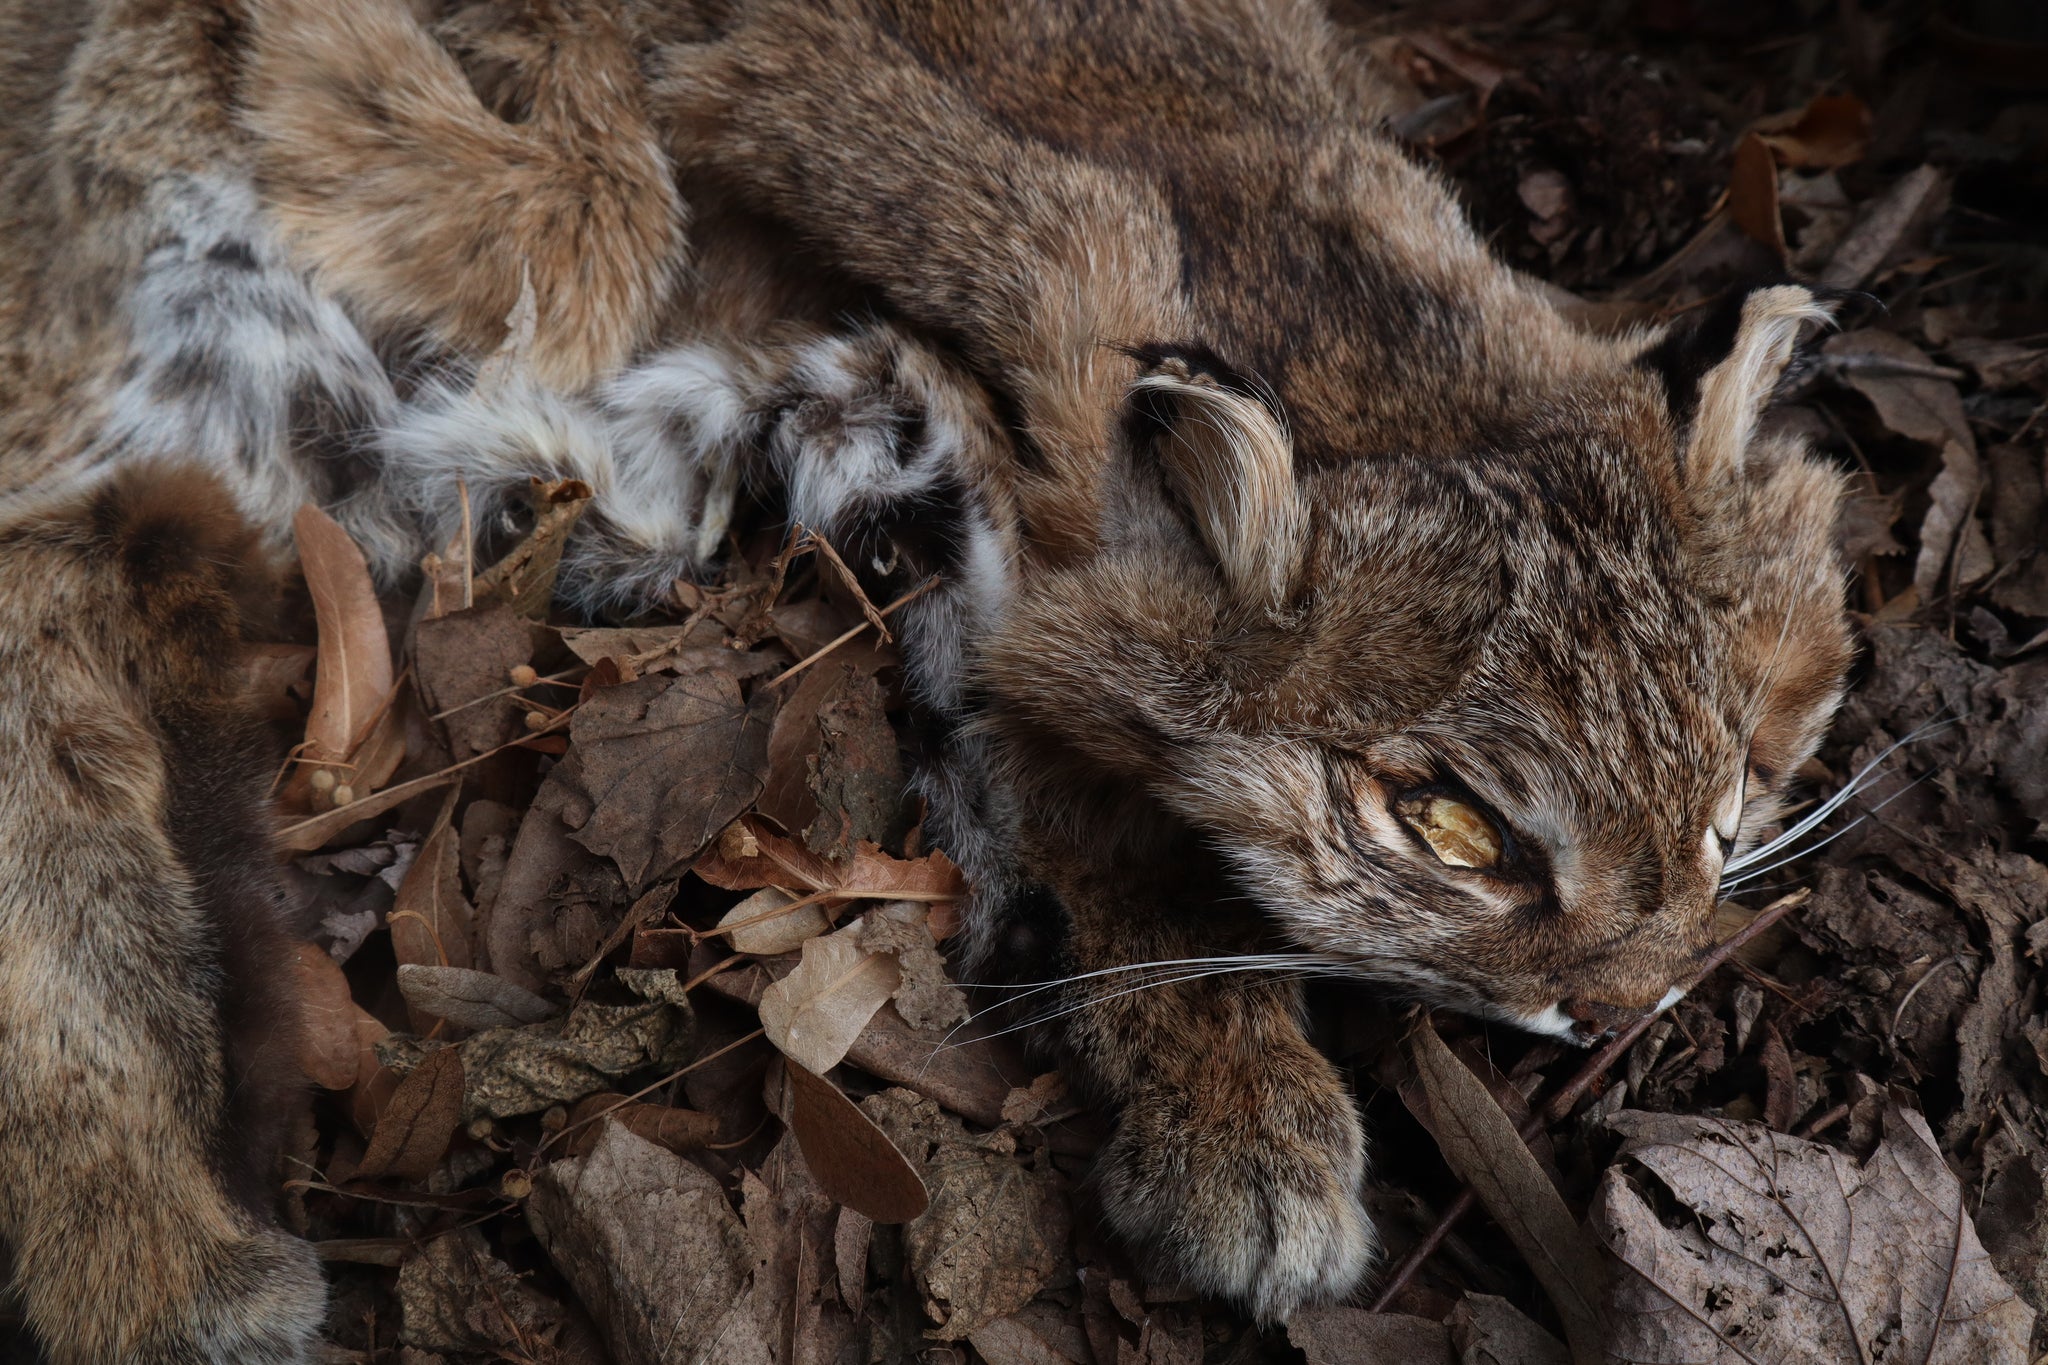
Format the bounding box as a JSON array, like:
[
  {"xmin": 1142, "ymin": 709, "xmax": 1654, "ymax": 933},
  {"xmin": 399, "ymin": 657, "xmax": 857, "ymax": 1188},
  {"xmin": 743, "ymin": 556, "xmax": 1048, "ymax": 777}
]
[{"xmin": 0, "ymin": 0, "xmax": 1855, "ymax": 1343}]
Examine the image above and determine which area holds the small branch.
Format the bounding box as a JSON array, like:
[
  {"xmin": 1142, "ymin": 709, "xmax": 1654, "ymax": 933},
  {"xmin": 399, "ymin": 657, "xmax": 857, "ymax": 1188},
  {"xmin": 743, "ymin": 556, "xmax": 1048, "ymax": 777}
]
[
  {"xmin": 766, "ymin": 575, "xmax": 941, "ymax": 689},
  {"xmin": 1368, "ymin": 889, "xmax": 1811, "ymax": 1311}
]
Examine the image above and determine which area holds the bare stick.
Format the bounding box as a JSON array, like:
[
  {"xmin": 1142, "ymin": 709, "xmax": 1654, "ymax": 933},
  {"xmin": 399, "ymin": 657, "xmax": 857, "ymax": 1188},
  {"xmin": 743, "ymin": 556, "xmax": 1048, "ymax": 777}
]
[
  {"xmin": 765, "ymin": 575, "xmax": 940, "ymax": 689},
  {"xmin": 1367, "ymin": 889, "xmax": 1811, "ymax": 1310}
]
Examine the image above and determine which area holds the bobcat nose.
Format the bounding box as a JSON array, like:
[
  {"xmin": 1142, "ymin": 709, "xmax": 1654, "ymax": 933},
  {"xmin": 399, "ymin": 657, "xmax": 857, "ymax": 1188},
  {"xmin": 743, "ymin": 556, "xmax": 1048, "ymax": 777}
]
[{"xmin": 1560, "ymin": 986, "xmax": 1686, "ymax": 1040}]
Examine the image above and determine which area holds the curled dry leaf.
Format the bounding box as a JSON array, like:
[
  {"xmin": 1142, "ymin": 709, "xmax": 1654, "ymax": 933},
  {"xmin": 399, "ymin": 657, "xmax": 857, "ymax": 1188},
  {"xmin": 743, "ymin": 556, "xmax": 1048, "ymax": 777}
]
[
  {"xmin": 389, "ymin": 791, "xmax": 474, "ymax": 1032},
  {"xmin": 474, "ymin": 477, "xmax": 592, "ymax": 619},
  {"xmin": 1752, "ymin": 93, "xmax": 1871, "ymax": 169},
  {"xmin": 1727, "ymin": 133, "xmax": 1787, "ymax": 259},
  {"xmin": 289, "ymin": 504, "xmax": 400, "ymax": 807},
  {"xmin": 859, "ymin": 900, "xmax": 968, "ymax": 1031},
  {"xmin": 449, "ymin": 968, "xmax": 693, "ymax": 1121},
  {"xmin": 396, "ymin": 963, "xmax": 557, "ymax": 1031},
  {"xmin": 357, "ymin": 1044, "xmax": 464, "ymax": 1183},
  {"xmin": 1405, "ymin": 1017, "xmax": 1605, "ymax": 1361},
  {"xmin": 716, "ymin": 886, "xmax": 831, "ymax": 956},
  {"xmin": 861, "ymin": 1087, "xmax": 1071, "ymax": 1341},
  {"xmin": 563, "ymin": 1094, "xmax": 718, "ymax": 1157},
  {"xmin": 784, "ymin": 1059, "xmax": 930, "ymax": 1223},
  {"xmin": 294, "ymin": 941, "xmax": 360, "ymax": 1090},
  {"xmin": 696, "ymin": 815, "xmax": 967, "ymax": 904},
  {"xmin": 758, "ymin": 917, "xmax": 902, "ymax": 1075},
  {"xmin": 1596, "ymin": 1105, "xmax": 2034, "ymax": 1363}
]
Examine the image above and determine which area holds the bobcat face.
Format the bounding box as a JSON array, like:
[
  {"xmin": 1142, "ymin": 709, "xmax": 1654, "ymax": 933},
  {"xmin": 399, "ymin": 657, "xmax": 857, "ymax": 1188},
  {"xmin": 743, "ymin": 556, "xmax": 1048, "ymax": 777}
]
[{"xmin": 984, "ymin": 285, "xmax": 1852, "ymax": 1040}]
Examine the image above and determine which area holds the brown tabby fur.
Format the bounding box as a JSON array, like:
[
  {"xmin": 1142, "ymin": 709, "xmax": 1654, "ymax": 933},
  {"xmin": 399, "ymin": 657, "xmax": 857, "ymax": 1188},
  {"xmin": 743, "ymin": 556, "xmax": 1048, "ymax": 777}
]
[
  {"xmin": 0, "ymin": 464, "xmax": 320, "ymax": 1362},
  {"xmin": 0, "ymin": 0, "xmax": 1855, "ymax": 1333},
  {"xmin": 650, "ymin": 0, "xmax": 1853, "ymax": 1313}
]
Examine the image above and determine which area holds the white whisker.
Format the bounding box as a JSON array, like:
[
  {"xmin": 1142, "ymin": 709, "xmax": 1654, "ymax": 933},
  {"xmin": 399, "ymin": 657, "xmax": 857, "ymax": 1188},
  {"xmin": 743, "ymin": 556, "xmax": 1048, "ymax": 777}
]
[
  {"xmin": 1724, "ymin": 720, "xmax": 1949, "ymax": 874},
  {"xmin": 941, "ymin": 958, "xmax": 1361, "ymax": 1049},
  {"xmin": 1719, "ymin": 770, "xmax": 1933, "ymax": 890}
]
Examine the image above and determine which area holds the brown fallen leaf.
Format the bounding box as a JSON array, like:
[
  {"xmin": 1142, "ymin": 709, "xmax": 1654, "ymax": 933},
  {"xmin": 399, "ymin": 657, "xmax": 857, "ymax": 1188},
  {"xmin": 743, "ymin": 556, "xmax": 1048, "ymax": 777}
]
[
  {"xmin": 288, "ymin": 504, "xmax": 401, "ymax": 810},
  {"xmin": 1405, "ymin": 1016, "xmax": 1605, "ymax": 1362},
  {"xmin": 703, "ymin": 962, "xmax": 1051, "ymax": 1139},
  {"xmin": 969, "ymin": 1307, "xmax": 1093, "ymax": 1365},
  {"xmin": 389, "ymin": 790, "xmax": 474, "ymax": 1031},
  {"xmin": 1820, "ymin": 164, "xmax": 1950, "ymax": 291},
  {"xmin": 1827, "ymin": 329, "xmax": 1977, "ymax": 452},
  {"xmin": 1727, "ymin": 133, "xmax": 1787, "ymax": 260},
  {"xmin": 784, "ymin": 1060, "xmax": 930, "ymax": 1223},
  {"xmin": 396, "ymin": 963, "xmax": 558, "ymax": 1031},
  {"xmin": 563, "ymin": 1094, "xmax": 717, "ymax": 1157},
  {"xmin": 396, "ymin": 1225, "xmax": 579, "ymax": 1358},
  {"xmin": 526, "ymin": 1123, "xmax": 774, "ymax": 1365},
  {"xmin": 1921, "ymin": 440, "xmax": 1997, "ymax": 599},
  {"xmin": 1447, "ymin": 1294, "xmax": 1568, "ymax": 1365},
  {"xmin": 295, "ymin": 941, "xmax": 360, "ymax": 1090},
  {"xmin": 861, "ymin": 1087, "xmax": 1071, "ymax": 1340},
  {"xmin": 796, "ymin": 666, "xmax": 908, "ymax": 859},
  {"xmin": 1596, "ymin": 1105, "xmax": 2034, "ymax": 1363},
  {"xmin": 358, "ymin": 1044, "xmax": 464, "ymax": 1183},
  {"xmin": 413, "ymin": 603, "xmax": 548, "ymax": 757},
  {"xmin": 548, "ymin": 667, "xmax": 777, "ymax": 891},
  {"xmin": 758, "ymin": 917, "xmax": 902, "ymax": 1074},
  {"xmin": 1752, "ymin": 92, "xmax": 1871, "ymax": 169},
  {"xmin": 348, "ymin": 1006, "xmax": 401, "ymax": 1136},
  {"xmin": 696, "ymin": 815, "xmax": 967, "ymax": 904}
]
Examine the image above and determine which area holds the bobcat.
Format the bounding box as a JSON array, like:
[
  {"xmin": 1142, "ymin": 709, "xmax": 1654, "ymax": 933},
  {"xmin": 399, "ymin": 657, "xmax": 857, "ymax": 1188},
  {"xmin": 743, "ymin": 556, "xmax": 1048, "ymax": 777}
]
[{"xmin": 0, "ymin": 0, "xmax": 1854, "ymax": 1347}]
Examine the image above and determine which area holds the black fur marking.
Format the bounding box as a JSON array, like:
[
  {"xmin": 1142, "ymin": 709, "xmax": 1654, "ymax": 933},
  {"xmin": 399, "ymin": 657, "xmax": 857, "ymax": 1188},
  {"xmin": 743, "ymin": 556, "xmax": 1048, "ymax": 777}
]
[{"xmin": 203, "ymin": 239, "xmax": 259, "ymax": 271}]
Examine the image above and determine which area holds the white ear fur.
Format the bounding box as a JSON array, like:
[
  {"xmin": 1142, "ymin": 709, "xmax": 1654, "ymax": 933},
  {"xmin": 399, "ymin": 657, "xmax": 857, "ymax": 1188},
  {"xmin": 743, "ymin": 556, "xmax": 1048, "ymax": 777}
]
[
  {"xmin": 1127, "ymin": 366, "xmax": 1303, "ymax": 603},
  {"xmin": 1686, "ymin": 284, "xmax": 1835, "ymax": 484}
]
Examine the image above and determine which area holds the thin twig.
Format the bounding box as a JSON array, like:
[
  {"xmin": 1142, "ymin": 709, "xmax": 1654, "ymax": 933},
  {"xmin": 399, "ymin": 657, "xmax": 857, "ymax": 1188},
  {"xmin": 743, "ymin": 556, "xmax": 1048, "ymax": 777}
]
[
  {"xmin": 766, "ymin": 575, "xmax": 941, "ymax": 689},
  {"xmin": 533, "ymin": 1027, "xmax": 768, "ymax": 1160},
  {"xmin": 1368, "ymin": 889, "xmax": 1811, "ymax": 1310},
  {"xmin": 457, "ymin": 477, "xmax": 474, "ymax": 611}
]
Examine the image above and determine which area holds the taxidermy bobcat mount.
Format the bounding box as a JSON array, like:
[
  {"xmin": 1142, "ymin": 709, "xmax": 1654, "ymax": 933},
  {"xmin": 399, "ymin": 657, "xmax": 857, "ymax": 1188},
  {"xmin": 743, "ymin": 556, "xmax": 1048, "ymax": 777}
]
[{"xmin": 0, "ymin": 0, "xmax": 1853, "ymax": 1351}]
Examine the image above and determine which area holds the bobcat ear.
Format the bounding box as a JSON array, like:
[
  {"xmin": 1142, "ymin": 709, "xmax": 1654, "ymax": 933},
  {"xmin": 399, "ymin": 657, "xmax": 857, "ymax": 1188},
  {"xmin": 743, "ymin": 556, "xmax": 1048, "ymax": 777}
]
[
  {"xmin": 1120, "ymin": 344, "xmax": 1303, "ymax": 604},
  {"xmin": 1639, "ymin": 283, "xmax": 1836, "ymax": 486}
]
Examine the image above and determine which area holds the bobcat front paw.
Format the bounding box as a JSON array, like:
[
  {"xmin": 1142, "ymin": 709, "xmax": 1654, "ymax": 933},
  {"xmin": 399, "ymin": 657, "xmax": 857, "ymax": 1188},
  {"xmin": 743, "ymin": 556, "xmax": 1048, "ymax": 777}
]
[{"xmin": 1096, "ymin": 1075, "xmax": 1377, "ymax": 1323}]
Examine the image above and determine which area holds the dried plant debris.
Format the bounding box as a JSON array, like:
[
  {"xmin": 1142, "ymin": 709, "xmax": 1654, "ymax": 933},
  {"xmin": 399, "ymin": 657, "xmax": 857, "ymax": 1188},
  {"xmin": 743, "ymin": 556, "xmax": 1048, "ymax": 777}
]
[
  {"xmin": 1597, "ymin": 1107, "xmax": 2034, "ymax": 1362},
  {"xmin": 212, "ymin": 7, "xmax": 2048, "ymax": 1364}
]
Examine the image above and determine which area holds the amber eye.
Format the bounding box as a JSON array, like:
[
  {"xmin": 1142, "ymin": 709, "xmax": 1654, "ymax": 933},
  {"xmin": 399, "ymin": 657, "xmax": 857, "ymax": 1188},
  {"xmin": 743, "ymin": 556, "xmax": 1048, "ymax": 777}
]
[{"xmin": 1395, "ymin": 793, "xmax": 1504, "ymax": 870}]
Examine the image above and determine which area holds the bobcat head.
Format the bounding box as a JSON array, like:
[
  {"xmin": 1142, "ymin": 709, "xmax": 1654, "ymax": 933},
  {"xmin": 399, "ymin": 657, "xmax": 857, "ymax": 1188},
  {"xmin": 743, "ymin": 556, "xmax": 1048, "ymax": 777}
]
[{"xmin": 981, "ymin": 283, "xmax": 1853, "ymax": 1039}]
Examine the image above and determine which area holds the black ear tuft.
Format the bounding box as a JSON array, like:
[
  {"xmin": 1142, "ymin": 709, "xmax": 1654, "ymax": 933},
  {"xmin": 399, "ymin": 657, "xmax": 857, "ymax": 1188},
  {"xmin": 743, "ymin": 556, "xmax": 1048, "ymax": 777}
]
[
  {"xmin": 1637, "ymin": 282, "xmax": 1838, "ymax": 486},
  {"xmin": 1638, "ymin": 286, "xmax": 1757, "ymax": 423},
  {"xmin": 1638, "ymin": 280, "xmax": 1861, "ymax": 425}
]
